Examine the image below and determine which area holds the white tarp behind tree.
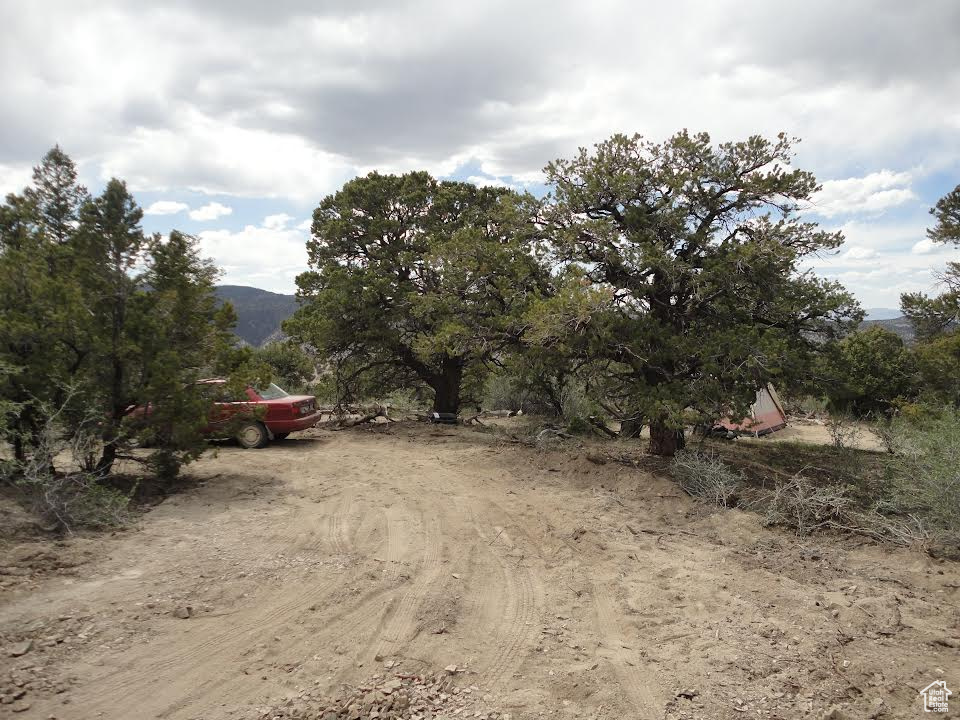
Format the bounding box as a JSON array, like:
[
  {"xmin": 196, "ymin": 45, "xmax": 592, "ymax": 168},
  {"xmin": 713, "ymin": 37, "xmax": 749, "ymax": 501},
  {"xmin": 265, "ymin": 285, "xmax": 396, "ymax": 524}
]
[{"xmin": 718, "ymin": 384, "xmax": 788, "ymax": 436}]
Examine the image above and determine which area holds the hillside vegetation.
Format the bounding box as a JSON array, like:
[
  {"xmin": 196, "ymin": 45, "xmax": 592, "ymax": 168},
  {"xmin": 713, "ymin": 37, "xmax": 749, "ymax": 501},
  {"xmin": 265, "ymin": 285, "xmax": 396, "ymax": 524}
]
[{"xmin": 215, "ymin": 285, "xmax": 298, "ymax": 346}]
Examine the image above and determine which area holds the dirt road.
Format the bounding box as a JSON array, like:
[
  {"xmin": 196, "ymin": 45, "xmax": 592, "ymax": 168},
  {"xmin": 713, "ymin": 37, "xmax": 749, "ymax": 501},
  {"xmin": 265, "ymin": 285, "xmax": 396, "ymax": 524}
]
[{"xmin": 2, "ymin": 423, "xmax": 958, "ymax": 719}]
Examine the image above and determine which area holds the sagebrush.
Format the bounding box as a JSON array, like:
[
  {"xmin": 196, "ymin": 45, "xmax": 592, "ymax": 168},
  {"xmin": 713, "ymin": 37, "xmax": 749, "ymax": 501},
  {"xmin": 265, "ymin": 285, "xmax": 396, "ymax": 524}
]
[{"xmin": 670, "ymin": 450, "xmax": 742, "ymax": 508}]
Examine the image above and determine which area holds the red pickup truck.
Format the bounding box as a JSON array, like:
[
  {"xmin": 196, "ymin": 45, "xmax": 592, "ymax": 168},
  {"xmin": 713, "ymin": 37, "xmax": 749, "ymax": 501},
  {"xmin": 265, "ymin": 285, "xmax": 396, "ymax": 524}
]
[{"xmin": 199, "ymin": 379, "xmax": 324, "ymax": 448}]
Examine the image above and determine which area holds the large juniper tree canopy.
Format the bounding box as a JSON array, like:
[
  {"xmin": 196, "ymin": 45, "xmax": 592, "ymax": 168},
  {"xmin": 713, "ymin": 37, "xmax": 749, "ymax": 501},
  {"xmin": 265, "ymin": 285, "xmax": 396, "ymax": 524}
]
[
  {"xmin": 538, "ymin": 131, "xmax": 862, "ymax": 454},
  {"xmin": 286, "ymin": 171, "xmax": 549, "ymax": 413}
]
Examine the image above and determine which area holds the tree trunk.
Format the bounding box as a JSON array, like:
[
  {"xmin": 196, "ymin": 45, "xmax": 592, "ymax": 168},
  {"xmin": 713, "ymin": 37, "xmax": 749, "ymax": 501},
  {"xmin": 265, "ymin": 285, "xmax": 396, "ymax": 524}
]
[
  {"xmin": 97, "ymin": 284, "xmax": 126, "ymax": 477},
  {"xmin": 620, "ymin": 410, "xmax": 645, "ymax": 439},
  {"xmin": 543, "ymin": 373, "xmax": 565, "ymax": 417},
  {"xmin": 649, "ymin": 419, "xmax": 685, "ymax": 457},
  {"xmin": 97, "ymin": 440, "xmax": 118, "ymax": 476},
  {"xmin": 13, "ymin": 435, "xmax": 26, "ymax": 463},
  {"xmin": 430, "ymin": 361, "xmax": 463, "ymax": 415}
]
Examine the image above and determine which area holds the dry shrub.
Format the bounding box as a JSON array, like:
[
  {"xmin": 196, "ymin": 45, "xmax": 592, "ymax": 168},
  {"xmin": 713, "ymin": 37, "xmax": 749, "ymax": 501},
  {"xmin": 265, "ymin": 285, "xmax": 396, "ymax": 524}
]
[
  {"xmin": 756, "ymin": 475, "xmax": 854, "ymax": 535},
  {"xmin": 671, "ymin": 450, "xmax": 742, "ymax": 508},
  {"xmin": 17, "ymin": 470, "xmax": 132, "ymax": 532},
  {"xmin": 5, "ymin": 397, "xmax": 133, "ymax": 532},
  {"xmin": 871, "ymin": 420, "xmax": 899, "ymax": 454},
  {"xmin": 825, "ymin": 414, "xmax": 863, "ymax": 449},
  {"xmin": 534, "ymin": 425, "xmax": 574, "ymax": 449},
  {"xmin": 752, "ymin": 474, "xmax": 930, "ymax": 547},
  {"xmin": 857, "ymin": 510, "xmax": 931, "ymax": 548}
]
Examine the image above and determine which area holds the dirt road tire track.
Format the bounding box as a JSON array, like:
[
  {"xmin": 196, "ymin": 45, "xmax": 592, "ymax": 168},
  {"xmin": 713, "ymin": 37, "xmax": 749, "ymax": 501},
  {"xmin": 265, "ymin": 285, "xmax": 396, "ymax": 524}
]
[
  {"xmin": 371, "ymin": 511, "xmax": 444, "ymax": 660},
  {"xmin": 467, "ymin": 509, "xmax": 541, "ymax": 686},
  {"xmin": 592, "ymin": 582, "xmax": 663, "ymax": 718}
]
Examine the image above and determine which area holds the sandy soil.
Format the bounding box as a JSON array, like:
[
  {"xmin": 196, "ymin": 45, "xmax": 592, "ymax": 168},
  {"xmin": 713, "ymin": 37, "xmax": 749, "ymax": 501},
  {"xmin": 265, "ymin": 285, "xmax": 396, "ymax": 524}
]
[
  {"xmin": 738, "ymin": 419, "xmax": 885, "ymax": 452},
  {"xmin": 1, "ymin": 423, "xmax": 958, "ymax": 719}
]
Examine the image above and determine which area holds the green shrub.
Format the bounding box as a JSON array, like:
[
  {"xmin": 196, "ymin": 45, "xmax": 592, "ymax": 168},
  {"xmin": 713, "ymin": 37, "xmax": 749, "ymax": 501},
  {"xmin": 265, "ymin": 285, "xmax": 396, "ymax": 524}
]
[
  {"xmin": 821, "ymin": 327, "xmax": 917, "ymax": 416},
  {"xmin": 883, "ymin": 408, "xmax": 960, "ymax": 542},
  {"xmin": 565, "ymin": 416, "xmax": 594, "ymax": 435},
  {"xmin": 482, "ymin": 372, "xmax": 556, "ymax": 415},
  {"xmin": 254, "ymin": 341, "xmax": 315, "ymax": 393},
  {"xmin": 559, "ymin": 382, "xmax": 600, "ymax": 422},
  {"xmin": 914, "ymin": 330, "xmax": 960, "ymax": 407},
  {"xmin": 380, "ymin": 388, "xmax": 426, "ymax": 414}
]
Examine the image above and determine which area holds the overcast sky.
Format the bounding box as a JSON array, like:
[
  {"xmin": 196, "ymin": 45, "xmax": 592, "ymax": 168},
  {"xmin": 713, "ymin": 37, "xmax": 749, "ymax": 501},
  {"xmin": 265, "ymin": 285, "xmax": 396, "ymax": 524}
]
[{"xmin": 2, "ymin": 1, "xmax": 958, "ymax": 308}]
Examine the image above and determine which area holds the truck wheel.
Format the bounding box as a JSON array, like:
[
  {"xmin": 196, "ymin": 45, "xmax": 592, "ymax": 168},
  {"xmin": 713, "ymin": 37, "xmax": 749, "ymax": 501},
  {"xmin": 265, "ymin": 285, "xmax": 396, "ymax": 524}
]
[
  {"xmin": 237, "ymin": 421, "xmax": 268, "ymax": 449},
  {"xmin": 273, "ymin": 432, "xmax": 289, "ymax": 441}
]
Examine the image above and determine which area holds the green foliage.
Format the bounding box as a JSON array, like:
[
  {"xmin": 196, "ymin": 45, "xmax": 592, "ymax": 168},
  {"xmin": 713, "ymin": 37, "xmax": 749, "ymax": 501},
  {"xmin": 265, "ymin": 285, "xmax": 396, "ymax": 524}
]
[
  {"xmin": 820, "ymin": 326, "xmax": 917, "ymax": 416},
  {"xmin": 901, "ymin": 184, "xmax": 960, "ymax": 339},
  {"xmin": 913, "ymin": 330, "xmax": 960, "ymax": 407},
  {"xmin": 881, "ymin": 408, "xmax": 960, "ymax": 550},
  {"xmin": 927, "ymin": 184, "xmax": 960, "ymax": 244},
  {"xmin": 286, "ymin": 171, "xmax": 548, "ymax": 413},
  {"xmin": 901, "ymin": 268, "xmax": 959, "ymax": 341},
  {"xmin": 539, "ymin": 131, "xmax": 861, "ymax": 454},
  {"xmin": 254, "ymin": 341, "xmax": 315, "ymax": 393},
  {"xmin": 23, "ymin": 145, "xmax": 89, "ymax": 245},
  {"xmin": 0, "ymin": 148, "xmax": 91, "ymax": 460},
  {"xmin": 0, "ymin": 360, "xmax": 21, "ymax": 438},
  {"xmin": 482, "ymin": 372, "xmax": 533, "ymax": 413},
  {"xmin": 0, "ymin": 147, "xmax": 259, "ymax": 509}
]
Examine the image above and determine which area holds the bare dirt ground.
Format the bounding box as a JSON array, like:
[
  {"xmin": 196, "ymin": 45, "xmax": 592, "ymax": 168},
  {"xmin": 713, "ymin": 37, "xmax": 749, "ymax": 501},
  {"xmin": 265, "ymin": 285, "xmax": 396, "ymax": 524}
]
[
  {"xmin": 1, "ymin": 423, "xmax": 959, "ymax": 719},
  {"xmin": 740, "ymin": 420, "xmax": 885, "ymax": 452}
]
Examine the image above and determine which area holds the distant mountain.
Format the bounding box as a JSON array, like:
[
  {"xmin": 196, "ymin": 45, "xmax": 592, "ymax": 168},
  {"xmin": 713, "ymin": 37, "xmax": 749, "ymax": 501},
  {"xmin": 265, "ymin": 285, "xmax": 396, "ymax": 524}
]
[
  {"xmin": 215, "ymin": 285, "xmax": 298, "ymax": 347},
  {"xmin": 863, "ymin": 307, "xmax": 902, "ymax": 321},
  {"xmin": 860, "ymin": 315, "xmax": 915, "ymax": 343}
]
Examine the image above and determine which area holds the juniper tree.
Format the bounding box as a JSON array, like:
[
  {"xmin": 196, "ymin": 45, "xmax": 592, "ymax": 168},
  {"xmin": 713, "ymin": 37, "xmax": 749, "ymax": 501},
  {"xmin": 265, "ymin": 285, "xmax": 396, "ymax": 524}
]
[
  {"xmin": 0, "ymin": 149, "xmax": 89, "ymax": 459},
  {"xmin": 541, "ymin": 131, "xmax": 860, "ymax": 455},
  {"xmin": 0, "ymin": 148, "xmax": 258, "ymax": 484},
  {"xmin": 286, "ymin": 172, "xmax": 548, "ymax": 414}
]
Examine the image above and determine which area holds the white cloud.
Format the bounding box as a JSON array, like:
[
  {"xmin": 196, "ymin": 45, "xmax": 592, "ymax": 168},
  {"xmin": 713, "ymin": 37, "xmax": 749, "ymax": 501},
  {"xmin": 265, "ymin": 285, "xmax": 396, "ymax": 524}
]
[
  {"xmin": 466, "ymin": 175, "xmax": 513, "ymax": 189},
  {"xmin": 809, "ymin": 170, "xmax": 917, "ymax": 218},
  {"xmin": 0, "ymin": 163, "xmax": 33, "ymax": 197},
  {"xmin": 263, "ymin": 213, "xmax": 293, "ymax": 230},
  {"xmin": 809, "ymin": 233, "xmax": 960, "ymax": 306},
  {"xmin": 96, "ymin": 107, "xmax": 356, "ymax": 200},
  {"xmin": 295, "ymin": 218, "xmax": 312, "ymax": 231},
  {"xmin": 144, "ymin": 200, "xmax": 189, "ymax": 216},
  {"xmin": 198, "ymin": 219, "xmax": 308, "ymax": 292},
  {"xmin": 3, "ymin": 2, "xmax": 958, "ymax": 198},
  {"xmin": 841, "ymin": 245, "xmax": 878, "ymax": 260},
  {"xmin": 832, "ymin": 218, "xmax": 929, "ymax": 252},
  {"xmin": 189, "ymin": 201, "xmax": 233, "ymax": 221}
]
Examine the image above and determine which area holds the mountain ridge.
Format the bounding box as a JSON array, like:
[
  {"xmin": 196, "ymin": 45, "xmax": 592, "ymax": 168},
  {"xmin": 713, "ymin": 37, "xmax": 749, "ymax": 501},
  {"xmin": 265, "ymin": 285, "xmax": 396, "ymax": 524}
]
[{"xmin": 215, "ymin": 285, "xmax": 298, "ymax": 346}]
